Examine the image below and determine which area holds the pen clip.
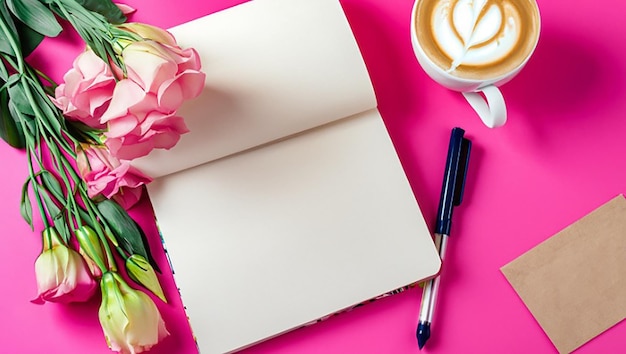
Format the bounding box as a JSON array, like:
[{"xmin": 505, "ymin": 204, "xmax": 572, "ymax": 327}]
[
  {"xmin": 435, "ymin": 127, "xmax": 472, "ymax": 236},
  {"xmin": 452, "ymin": 136, "xmax": 471, "ymax": 206}
]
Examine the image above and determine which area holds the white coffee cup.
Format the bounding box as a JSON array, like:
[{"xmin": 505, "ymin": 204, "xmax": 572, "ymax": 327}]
[{"xmin": 410, "ymin": 0, "xmax": 541, "ymax": 128}]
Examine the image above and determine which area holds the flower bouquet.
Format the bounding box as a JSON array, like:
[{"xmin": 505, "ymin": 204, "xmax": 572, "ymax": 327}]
[{"xmin": 0, "ymin": 0, "xmax": 204, "ymax": 352}]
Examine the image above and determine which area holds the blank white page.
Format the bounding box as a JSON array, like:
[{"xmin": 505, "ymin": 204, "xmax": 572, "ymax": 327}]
[
  {"xmin": 148, "ymin": 108, "xmax": 440, "ymax": 353},
  {"xmin": 133, "ymin": 0, "xmax": 377, "ymax": 178}
]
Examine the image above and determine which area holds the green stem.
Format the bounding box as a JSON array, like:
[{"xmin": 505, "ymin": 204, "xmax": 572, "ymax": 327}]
[
  {"xmin": 2, "ymin": 55, "xmax": 19, "ymax": 74},
  {"xmin": 81, "ymin": 191, "xmax": 117, "ymax": 272},
  {"xmin": 58, "ymin": 150, "xmax": 83, "ymax": 183},
  {"xmin": 21, "ymin": 74, "xmax": 70, "ymax": 148},
  {"xmin": 33, "ymin": 68, "xmax": 57, "ymax": 89},
  {"xmin": 0, "ymin": 16, "xmax": 23, "ymax": 72},
  {"xmin": 38, "ymin": 129, "xmax": 79, "ymax": 221},
  {"xmin": 115, "ymin": 246, "xmax": 128, "ymax": 260},
  {"xmin": 88, "ymin": 200, "xmax": 122, "ymax": 250},
  {"xmin": 16, "ymin": 114, "xmax": 50, "ymax": 229},
  {"xmin": 27, "ymin": 148, "xmax": 51, "ymax": 230},
  {"xmin": 2, "ymin": 13, "xmax": 75, "ymax": 157},
  {"xmin": 0, "ymin": 58, "xmax": 8, "ymax": 80},
  {"xmin": 51, "ymin": 0, "xmax": 137, "ymax": 73},
  {"xmin": 54, "ymin": 158, "xmax": 87, "ymax": 234}
]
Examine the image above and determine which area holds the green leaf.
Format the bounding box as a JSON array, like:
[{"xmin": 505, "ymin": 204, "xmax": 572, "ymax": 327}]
[
  {"xmin": 0, "ymin": 37, "xmax": 14, "ymax": 57},
  {"xmin": 7, "ymin": 0, "xmax": 62, "ymax": 37},
  {"xmin": 7, "ymin": 78, "xmax": 35, "ymax": 116},
  {"xmin": 0, "ymin": 2, "xmax": 18, "ymax": 56},
  {"xmin": 97, "ymin": 199, "xmax": 159, "ymax": 271},
  {"xmin": 40, "ymin": 189, "xmax": 71, "ymax": 243},
  {"xmin": 39, "ymin": 171, "xmax": 63, "ymax": 200},
  {"xmin": 37, "ymin": 174, "xmax": 71, "ymax": 242},
  {"xmin": 29, "ymin": 80, "xmax": 63, "ymax": 133},
  {"xmin": 75, "ymin": 0, "xmax": 126, "ymax": 24},
  {"xmin": 8, "ymin": 100, "xmax": 36, "ymax": 138},
  {"xmin": 126, "ymin": 254, "xmax": 167, "ymax": 302},
  {"xmin": 0, "ymin": 85, "xmax": 25, "ymax": 148},
  {"xmin": 16, "ymin": 21, "xmax": 44, "ymax": 57},
  {"xmin": 78, "ymin": 208, "xmax": 98, "ymax": 231},
  {"xmin": 88, "ymin": 35, "xmax": 109, "ymax": 64},
  {"xmin": 39, "ymin": 189, "xmax": 61, "ymax": 219},
  {"xmin": 20, "ymin": 179, "xmax": 33, "ymax": 229},
  {"xmin": 66, "ymin": 119, "xmax": 105, "ymax": 144},
  {"xmin": 6, "ymin": 77, "xmax": 52, "ymax": 137},
  {"xmin": 6, "ymin": 73, "xmax": 19, "ymax": 86}
]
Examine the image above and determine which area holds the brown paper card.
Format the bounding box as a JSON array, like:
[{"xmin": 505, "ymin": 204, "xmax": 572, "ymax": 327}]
[{"xmin": 501, "ymin": 195, "xmax": 626, "ymax": 354}]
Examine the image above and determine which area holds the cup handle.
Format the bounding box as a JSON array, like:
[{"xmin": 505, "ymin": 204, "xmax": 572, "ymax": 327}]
[{"xmin": 462, "ymin": 85, "xmax": 507, "ymax": 128}]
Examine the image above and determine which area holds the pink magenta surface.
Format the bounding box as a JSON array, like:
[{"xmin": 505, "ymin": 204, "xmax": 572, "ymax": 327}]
[{"xmin": 1, "ymin": 0, "xmax": 625, "ymax": 353}]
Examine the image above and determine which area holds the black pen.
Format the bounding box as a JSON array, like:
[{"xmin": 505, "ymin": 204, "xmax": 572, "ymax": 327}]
[{"xmin": 417, "ymin": 127, "xmax": 471, "ymax": 350}]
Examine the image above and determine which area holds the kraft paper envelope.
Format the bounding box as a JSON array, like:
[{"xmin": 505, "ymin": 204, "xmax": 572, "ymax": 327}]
[{"xmin": 501, "ymin": 195, "xmax": 626, "ymax": 354}]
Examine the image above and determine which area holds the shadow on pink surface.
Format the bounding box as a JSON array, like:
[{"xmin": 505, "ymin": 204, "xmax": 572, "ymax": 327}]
[{"xmin": 505, "ymin": 30, "xmax": 624, "ymax": 129}]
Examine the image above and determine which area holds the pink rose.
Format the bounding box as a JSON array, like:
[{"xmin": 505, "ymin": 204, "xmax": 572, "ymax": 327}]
[
  {"xmin": 121, "ymin": 40, "xmax": 204, "ymax": 111},
  {"xmin": 117, "ymin": 23, "xmax": 204, "ymax": 111},
  {"xmin": 32, "ymin": 228, "xmax": 97, "ymax": 304},
  {"xmin": 77, "ymin": 144, "xmax": 152, "ymax": 209},
  {"xmin": 95, "ymin": 24, "xmax": 205, "ymax": 160},
  {"xmin": 101, "ymin": 80, "xmax": 190, "ymax": 160},
  {"xmin": 56, "ymin": 22, "xmax": 205, "ymax": 161},
  {"xmin": 52, "ymin": 49, "xmax": 116, "ymax": 128}
]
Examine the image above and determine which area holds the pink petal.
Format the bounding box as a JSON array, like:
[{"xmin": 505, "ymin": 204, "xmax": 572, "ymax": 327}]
[
  {"xmin": 156, "ymin": 81, "xmax": 183, "ymax": 113},
  {"xmin": 178, "ymin": 70, "xmax": 206, "ymax": 99},
  {"xmin": 177, "ymin": 48, "xmax": 202, "ymax": 71},
  {"xmin": 115, "ymin": 3, "xmax": 136, "ymax": 15},
  {"xmin": 51, "ymin": 87, "xmax": 68, "ymax": 111},
  {"xmin": 62, "ymin": 70, "xmax": 83, "ymax": 97},
  {"xmin": 76, "ymin": 50, "xmax": 111, "ymax": 78},
  {"xmin": 124, "ymin": 42, "xmax": 177, "ymax": 92},
  {"xmin": 101, "ymin": 80, "xmax": 146, "ymax": 123},
  {"xmin": 156, "ymin": 115, "xmax": 189, "ymax": 134},
  {"xmin": 113, "ymin": 187, "xmax": 143, "ymax": 210},
  {"xmin": 84, "ymin": 74, "xmax": 115, "ymax": 91},
  {"xmin": 138, "ymin": 111, "xmax": 165, "ymax": 135},
  {"xmin": 112, "ymin": 141, "xmax": 154, "ymax": 160},
  {"xmin": 73, "ymin": 86, "xmax": 114, "ymax": 116},
  {"xmin": 104, "ymin": 137, "xmax": 122, "ymax": 158},
  {"xmin": 106, "ymin": 114, "xmax": 141, "ymax": 138},
  {"xmin": 156, "ymin": 71, "xmax": 205, "ymax": 112},
  {"xmin": 150, "ymin": 130, "xmax": 181, "ymax": 150},
  {"xmin": 127, "ymin": 93, "xmax": 159, "ymax": 118},
  {"xmin": 122, "ymin": 170, "xmax": 153, "ymax": 187}
]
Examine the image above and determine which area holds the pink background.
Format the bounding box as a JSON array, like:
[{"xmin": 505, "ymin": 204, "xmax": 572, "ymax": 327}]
[{"xmin": 1, "ymin": 0, "xmax": 625, "ymax": 353}]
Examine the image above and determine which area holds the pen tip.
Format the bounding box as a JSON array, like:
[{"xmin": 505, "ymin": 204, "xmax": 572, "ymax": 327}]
[{"xmin": 416, "ymin": 322, "xmax": 431, "ymax": 350}]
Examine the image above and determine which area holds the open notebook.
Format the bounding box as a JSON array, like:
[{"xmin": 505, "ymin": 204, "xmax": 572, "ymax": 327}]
[{"xmin": 133, "ymin": 0, "xmax": 441, "ymax": 352}]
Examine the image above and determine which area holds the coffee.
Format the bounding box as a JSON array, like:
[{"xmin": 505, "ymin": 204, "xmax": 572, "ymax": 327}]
[{"xmin": 414, "ymin": 0, "xmax": 540, "ymax": 80}]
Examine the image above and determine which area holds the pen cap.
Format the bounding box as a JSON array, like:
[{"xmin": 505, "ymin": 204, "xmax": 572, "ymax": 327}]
[{"xmin": 436, "ymin": 127, "xmax": 471, "ymax": 235}]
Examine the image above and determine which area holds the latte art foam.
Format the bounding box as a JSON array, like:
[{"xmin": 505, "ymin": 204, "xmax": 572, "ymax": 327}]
[
  {"xmin": 436, "ymin": 0, "xmax": 519, "ymax": 71},
  {"xmin": 415, "ymin": 0, "xmax": 539, "ymax": 80}
]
